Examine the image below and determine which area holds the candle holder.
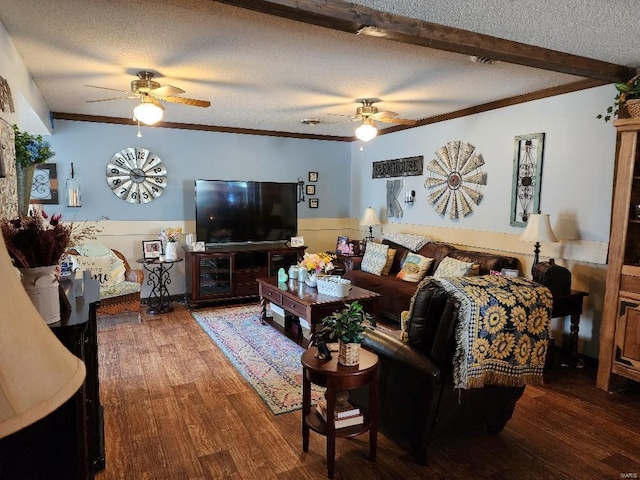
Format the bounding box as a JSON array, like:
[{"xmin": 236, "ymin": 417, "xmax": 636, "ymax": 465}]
[{"xmin": 66, "ymin": 163, "xmax": 81, "ymax": 207}]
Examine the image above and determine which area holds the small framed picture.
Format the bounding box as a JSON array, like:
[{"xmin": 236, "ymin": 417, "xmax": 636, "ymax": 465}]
[
  {"xmin": 336, "ymin": 236, "xmax": 352, "ymax": 255},
  {"xmin": 142, "ymin": 240, "xmax": 163, "ymax": 259},
  {"xmin": 501, "ymin": 268, "xmax": 519, "ymax": 278},
  {"xmin": 309, "ymin": 198, "xmax": 319, "ymax": 208},
  {"xmin": 309, "ymin": 171, "xmax": 318, "ymax": 182},
  {"xmin": 306, "ymin": 184, "xmax": 315, "ymax": 195},
  {"xmin": 30, "ymin": 164, "xmax": 59, "ymax": 205}
]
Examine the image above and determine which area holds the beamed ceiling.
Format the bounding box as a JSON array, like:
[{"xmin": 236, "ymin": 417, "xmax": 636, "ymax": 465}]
[{"xmin": 0, "ymin": 0, "xmax": 637, "ymax": 140}]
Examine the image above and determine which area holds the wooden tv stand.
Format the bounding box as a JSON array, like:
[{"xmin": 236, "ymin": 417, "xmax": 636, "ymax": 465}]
[{"xmin": 184, "ymin": 242, "xmax": 305, "ymax": 307}]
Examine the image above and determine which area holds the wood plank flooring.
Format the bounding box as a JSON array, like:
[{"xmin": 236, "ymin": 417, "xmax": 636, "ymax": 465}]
[{"xmin": 96, "ymin": 305, "xmax": 640, "ymax": 480}]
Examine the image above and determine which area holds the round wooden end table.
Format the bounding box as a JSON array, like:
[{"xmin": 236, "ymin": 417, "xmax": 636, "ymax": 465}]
[{"xmin": 301, "ymin": 347, "xmax": 379, "ymax": 479}]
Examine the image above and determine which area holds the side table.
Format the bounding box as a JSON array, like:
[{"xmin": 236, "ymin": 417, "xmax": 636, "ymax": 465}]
[
  {"xmin": 137, "ymin": 258, "xmax": 183, "ymax": 315},
  {"xmin": 301, "ymin": 347, "xmax": 379, "ymax": 479},
  {"xmin": 551, "ymin": 289, "xmax": 588, "ymax": 367}
]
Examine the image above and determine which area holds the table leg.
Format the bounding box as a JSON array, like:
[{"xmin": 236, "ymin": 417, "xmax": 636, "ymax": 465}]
[
  {"xmin": 302, "ymin": 368, "xmax": 310, "ymax": 453},
  {"xmin": 369, "ymin": 369, "xmax": 377, "ymax": 462},
  {"xmin": 260, "ymin": 296, "xmax": 267, "ymax": 325},
  {"xmin": 326, "ymin": 382, "xmax": 336, "ymax": 479},
  {"xmin": 569, "ymin": 312, "xmax": 581, "ymax": 368}
]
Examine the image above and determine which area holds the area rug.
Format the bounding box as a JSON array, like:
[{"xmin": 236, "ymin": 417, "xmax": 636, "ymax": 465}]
[{"xmin": 191, "ymin": 304, "xmax": 323, "ymax": 415}]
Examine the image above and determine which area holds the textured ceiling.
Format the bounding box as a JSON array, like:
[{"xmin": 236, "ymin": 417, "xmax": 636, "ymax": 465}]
[{"xmin": 0, "ymin": 0, "xmax": 636, "ymax": 138}]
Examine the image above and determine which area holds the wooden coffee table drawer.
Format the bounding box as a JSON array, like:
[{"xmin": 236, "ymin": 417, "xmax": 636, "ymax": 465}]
[
  {"xmin": 260, "ymin": 286, "xmax": 282, "ymax": 304},
  {"xmin": 282, "ymin": 297, "xmax": 307, "ymax": 317}
]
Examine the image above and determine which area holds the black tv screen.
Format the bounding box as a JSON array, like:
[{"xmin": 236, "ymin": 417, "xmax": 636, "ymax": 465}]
[{"xmin": 195, "ymin": 180, "xmax": 298, "ymax": 244}]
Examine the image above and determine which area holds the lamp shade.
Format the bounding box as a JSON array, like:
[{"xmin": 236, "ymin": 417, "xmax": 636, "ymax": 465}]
[
  {"xmin": 360, "ymin": 207, "xmax": 381, "ymax": 227},
  {"xmin": 0, "ymin": 235, "xmax": 85, "ymax": 439},
  {"xmin": 520, "ymin": 213, "xmax": 558, "ymax": 243},
  {"xmin": 133, "ymin": 98, "xmax": 164, "ymax": 125},
  {"xmin": 355, "ymin": 118, "xmax": 378, "ymax": 142}
]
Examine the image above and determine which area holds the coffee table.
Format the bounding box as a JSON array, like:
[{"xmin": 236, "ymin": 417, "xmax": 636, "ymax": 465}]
[{"xmin": 257, "ymin": 277, "xmax": 380, "ymax": 346}]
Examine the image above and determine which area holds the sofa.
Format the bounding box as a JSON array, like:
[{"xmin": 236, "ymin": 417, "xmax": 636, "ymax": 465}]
[
  {"xmin": 343, "ymin": 238, "xmax": 519, "ymax": 323},
  {"xmin": 349, "ymin": 275, "xmax": 551, "ymax": 464}
]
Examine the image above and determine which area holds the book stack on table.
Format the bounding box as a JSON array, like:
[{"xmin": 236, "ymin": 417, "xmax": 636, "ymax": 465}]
[{"xmin": 315, "ymin": 399, "xmax": 364, "ymax": 428}]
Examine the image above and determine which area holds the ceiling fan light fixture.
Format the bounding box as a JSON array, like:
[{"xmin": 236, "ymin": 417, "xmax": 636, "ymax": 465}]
[
  {"xmin": 133, "ymin": 97, "xmax": 164, "ymax": 125},
  {"xmin": 355, "ymin": 118, "xmax": 378, "ymax": 142}
]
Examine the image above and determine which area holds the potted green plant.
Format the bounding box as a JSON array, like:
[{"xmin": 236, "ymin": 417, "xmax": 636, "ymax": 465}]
[
  {"xmin": 318, "ymin": 301, "xmax": 376, "ymax": 366},
  {"xmin": 597, "ymin": 74, "xmax": 640, "ymax": 122}
]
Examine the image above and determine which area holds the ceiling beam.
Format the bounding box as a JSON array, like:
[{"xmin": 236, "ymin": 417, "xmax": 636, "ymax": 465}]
[{"xmin": 217, "ymin": 0, "xmax": 635, "ymax": 83}]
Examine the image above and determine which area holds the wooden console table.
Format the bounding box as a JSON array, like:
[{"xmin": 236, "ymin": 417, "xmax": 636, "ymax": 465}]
[
  {"xmin": 0, "ymin": 272, "xmax": 104, "ymax": 479},
  {"xmin": 302, "ymin": 347, "xmax": 379, "ymax": 479}
]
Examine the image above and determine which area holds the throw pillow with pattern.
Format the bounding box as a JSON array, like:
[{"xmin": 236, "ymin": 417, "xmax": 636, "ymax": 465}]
[
  {"xmin": 433, "ymin": 256, "xmax": 474, "ymax": 278},
  {"xmin": 361, "ymin": 242, "xmax": 390, "ymax": 276},
  {"xmin": 380, "ymin": 248, "xmax": 396, "ymax": 276},
  {"xmin": 396, "ymin": 253, "xmax": 433, "ymax": 282}
]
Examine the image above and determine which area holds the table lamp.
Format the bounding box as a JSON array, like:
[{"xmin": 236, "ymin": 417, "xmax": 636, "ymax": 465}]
[
  {"xmin": 0, "ymin": 235, "xmax": 86, "ymax": 439},
  {"xmin": 520, "ymin": 213, "xmax": 558, "ymax": 276},
  {"xmin": 360, "ymin": 207, "xmax": 381, "ymax": 242}
]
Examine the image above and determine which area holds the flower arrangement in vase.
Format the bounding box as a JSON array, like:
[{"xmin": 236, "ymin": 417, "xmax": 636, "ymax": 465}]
[
  {"xmin": 159, "ymin": 227, "xmax": 182, "ymax": 260},
  {"xmin": 299, "ymin": 252, "xmax": 336, "ymax": 287},
  {"xmin": 1, "ymin": 210, "xmax": 101, "ymax": 323}
]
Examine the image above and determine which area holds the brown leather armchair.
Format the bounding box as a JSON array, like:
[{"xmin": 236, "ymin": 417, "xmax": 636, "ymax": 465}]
[{"xmin": 350, "ymin": 280, "xmax": 525, "ymax": 464}]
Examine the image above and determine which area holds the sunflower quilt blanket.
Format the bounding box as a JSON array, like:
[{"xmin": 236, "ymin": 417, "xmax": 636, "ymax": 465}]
[{"xmin": 436, "ymin": 275, "xmax": 552, "ymax": 389}]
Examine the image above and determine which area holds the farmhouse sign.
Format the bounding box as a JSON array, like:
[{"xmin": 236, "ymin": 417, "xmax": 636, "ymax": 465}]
[{"xmin": 372, "ymin": 155, "xmax": 423, "ymax": 179}]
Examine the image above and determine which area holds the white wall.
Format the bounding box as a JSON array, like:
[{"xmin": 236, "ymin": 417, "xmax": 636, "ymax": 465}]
[{"xmin": 350, "ymin": 85, "xmax": 618, "ymax": 357}]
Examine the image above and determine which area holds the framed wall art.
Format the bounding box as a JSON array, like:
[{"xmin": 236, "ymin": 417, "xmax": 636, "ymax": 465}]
[
  {"xmin": 306, "ymin": 184, "xmax": 315, "ymax": 195},
  {"xmin": 30, "ymin": 163, "xmax": 59, "ymax": 205},
  {"xmin": 510, "ymin": 133, "xmax": 545, "ymax": 227},
  {"xmin": 309, "ymin": 171, "xmax": 318, "ymax": 182},
  {"xmin": 309, "ymin": 198, "xmax": 318, "ymax": 208}
]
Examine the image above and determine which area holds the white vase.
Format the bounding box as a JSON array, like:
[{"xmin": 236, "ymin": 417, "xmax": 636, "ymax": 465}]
[
  {"xmin": 165, "ymin": 242, "xmax": 178, "ymax": 261},
  {"xmin": 19, "ymin": 265, "xmax": 61, "ymax": 324},
  {"xmin": 305, "ymin": 272, "xmax": 317, "ymax": 287}
]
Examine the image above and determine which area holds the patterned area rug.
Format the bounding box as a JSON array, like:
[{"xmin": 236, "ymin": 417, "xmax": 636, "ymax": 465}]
[{"xmin": 191, "ymin": 304, "xmax": 323, "ymax": 415}]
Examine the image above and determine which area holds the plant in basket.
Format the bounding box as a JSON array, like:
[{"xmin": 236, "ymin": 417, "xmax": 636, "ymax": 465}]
[
  {"xmin": 597, "ymin": 74, "xmax": 640, "ymax": 122},
  {"xmin": 318, "ymin": 301, "xmax": 375, "ymax": 366}
]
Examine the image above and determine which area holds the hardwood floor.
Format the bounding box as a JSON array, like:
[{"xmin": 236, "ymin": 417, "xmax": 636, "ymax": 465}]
[{"xmin": 96, "ymin": 304, "xmax": 640, "ymax": 480}]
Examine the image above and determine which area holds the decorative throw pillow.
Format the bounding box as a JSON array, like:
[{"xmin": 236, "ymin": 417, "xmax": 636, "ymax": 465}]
[
  {"xmin": 380, "ymin": 248, "xmax": 396, "ymax": 276},
  {"xmin": 71, "ymin": 254, "xmax": 115, "ymax": 287},
  {"xmin": 382, "ymin": 232, "xmax": 431, "ymax": 251},
  {"xmin": 400, "ymin": 310, "xmax": 410, "ymax": 343},
  {"xmin": 360, "ymin": 242, "xmax": 390, "ymax": 276},
  {"xmin": 433, "ymin": 256, "xmax": 474, "ymax": 278},
  {"xmin": 396, "ymin": 253, "xmax": 433, "ymax": 282},
  {"xmin": 110, "ymin": 258, "xmax": 127, "ymax": 284}
]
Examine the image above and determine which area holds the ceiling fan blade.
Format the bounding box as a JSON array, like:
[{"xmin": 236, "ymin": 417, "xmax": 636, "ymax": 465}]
[
  {"xmin": 327, "ymin": 113, "xmax": 360, "ymax": 121},
  {"xmin": 377, "ymin": 117, "xmax": 417, "ymax": 125},
  {"xmin": 150, "ymin": 85, "xmax": 185, "ymax": 96},
  {"xmin": 160, "ymin": 95, "xmax": 211, "ymax": 107},
  {"xmin": 85, "ymin": 84, "xmax": 132, "ymax": 94},
  {"xmin": 371, "ymin": 110, "xmax": 399, "ymax": 120},
  {"xmin": 86, "ymin": 96, "xmax": 137, "ymax": 103}
]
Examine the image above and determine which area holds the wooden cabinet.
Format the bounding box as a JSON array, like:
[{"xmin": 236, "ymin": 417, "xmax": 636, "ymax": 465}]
[
  {"xmin": 184, "ymin": 243, "xmax": 305, "ymax": 307},
  {"xmin": 0, "ymin": 273, "xmax": 104, "ymax": 479},
  {"xmin": 597, "ymin": 117, "xmax": 640, "ymax": 390}
]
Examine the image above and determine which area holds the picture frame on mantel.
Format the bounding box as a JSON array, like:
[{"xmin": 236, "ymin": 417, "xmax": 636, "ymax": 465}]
[{"xmin": 510, "ymin": 133, "xmax": 545, "ymax": 227}]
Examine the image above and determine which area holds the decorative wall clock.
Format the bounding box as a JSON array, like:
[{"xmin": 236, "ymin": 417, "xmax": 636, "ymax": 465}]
[
  {"xmin": 106, "ymin": 147, "xmax": 167, "ymax": 204},
  {"xmin": 424, "ymin": 141, "xmax": 486, "ymax": 219}
]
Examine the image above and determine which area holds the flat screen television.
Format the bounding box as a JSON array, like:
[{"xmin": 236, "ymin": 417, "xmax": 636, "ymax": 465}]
[{"xmin": 195, "ymin": 179, "xmax": 298, "ymax": 244}]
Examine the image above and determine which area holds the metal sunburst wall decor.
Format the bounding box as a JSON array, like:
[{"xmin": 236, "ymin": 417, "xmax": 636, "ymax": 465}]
[{"xmin": 425, "ymin": 141, "xmax": 487, "ymax": 219}]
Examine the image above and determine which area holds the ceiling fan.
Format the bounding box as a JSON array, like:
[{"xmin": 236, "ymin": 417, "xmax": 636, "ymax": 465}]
[
  {"xmin": 329, "ymin": 98, "xmax": 417, "ymax": 142},
  {"xmin": 86, "ymin": 71, "xmax": 210, "ymax": 125}
]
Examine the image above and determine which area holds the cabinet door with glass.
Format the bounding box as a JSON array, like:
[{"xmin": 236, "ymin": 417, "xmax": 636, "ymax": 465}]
[{"xmin": 198, "ymin": 254, "xmax": 233, "ymax": 299}]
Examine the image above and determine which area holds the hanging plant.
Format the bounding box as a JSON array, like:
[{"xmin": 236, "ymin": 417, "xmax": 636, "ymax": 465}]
[
  {"xmin": 13, "ymin": 124, "xmax": 55, "ymax": 167},
  {"xmin": 597, "ymin": 75, "xmax": 640, "ymax": 122}
]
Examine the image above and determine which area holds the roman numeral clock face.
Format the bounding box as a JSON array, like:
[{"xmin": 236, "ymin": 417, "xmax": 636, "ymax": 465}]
[{"xmin": 106, "ymin": 147, "xmax": 167, "ymax": 204}]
